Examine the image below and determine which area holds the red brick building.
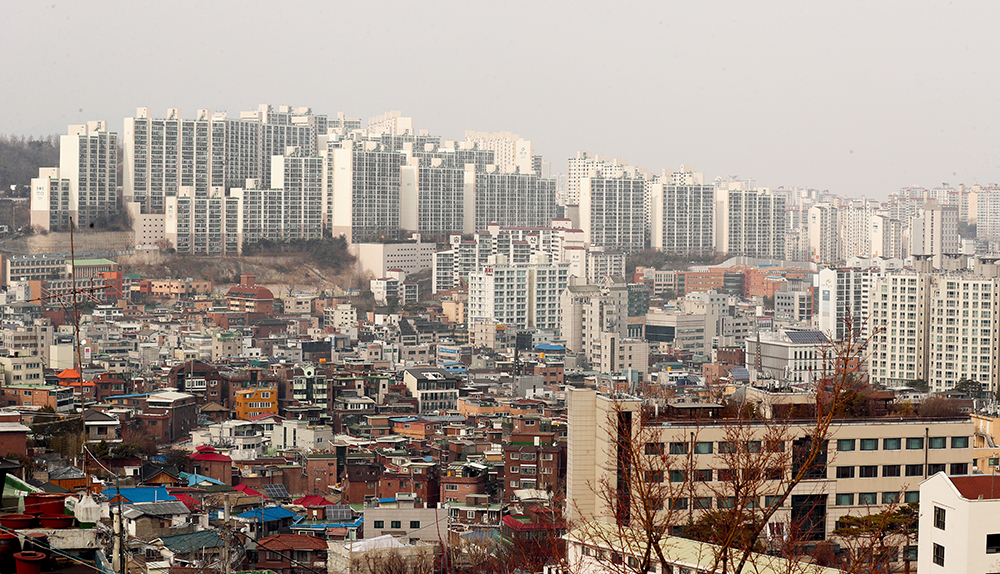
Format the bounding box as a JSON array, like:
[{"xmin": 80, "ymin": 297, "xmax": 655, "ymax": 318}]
[
  {"xmin": 190, "ymin": 446, "xmax": 233, "ymax": 485},
  {"xmin": 226, "ymin": 274, "xmax": 274, "ymax": 316},
  {"xmin": 340, "ymin": 454, "xmax": 380, "ymax": 504},
  {"xmin": 255, "ymin": 533, "xmax": 327, "ymax": 574}
]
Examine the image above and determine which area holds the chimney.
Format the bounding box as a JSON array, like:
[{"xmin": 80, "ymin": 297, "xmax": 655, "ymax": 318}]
[{"xmin": 241, "ymin": 274, "xmax": 255, "ymax": 287}]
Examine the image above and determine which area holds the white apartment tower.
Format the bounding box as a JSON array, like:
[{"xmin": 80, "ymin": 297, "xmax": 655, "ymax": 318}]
[
  {"xmin": 926, "ymin": 275, "xmax": 1000, "ymax": 393},
  {"xmin": 165, "ymin": 187, "xmax": 242, "ymax": 255},
  {"xmin": 464, "ymin": 131, "xmax": 536, "ymax": 174},
  {"xmin": 870, "ymin": 214, "xmax": 906, "ymax": 259},
  {"xmin": 31, "ymin": 121, "xmax": 118, "ymax": 231},
  {"xmin": 817, "ymin": 267, "xmax": 876, "ymax": 342},
  {"xmin": 328, "ymin": 141, "xmax": 406, "ymax": 243},
  {"xmin": 467, "ymin": 259, "xmax": 569, "ymax": 331},
  {"xmin": 579, "ymin": 173, "xmax": 647, "ymax": 253},
  {"xmin": 649, "ymin": 167, "xmax": 715, "ymax": 255},
  {"xmin": 30, "ymin": 169, "xmax": 71, "ymax": 232},
  {"xmin": 467, "ymin": 167, "xmax": 557, "ymax": 232},
  {"xmin": 124, "ymin": 106, "xmax": 319, "ymax": 214},
  {"xmin": 867, "ymin": 273, "xmax": 933, "ymax": 388},
  {"xmin": 808, "ymin": 203, "xmax": 839, "ymax": 264},
  {"xmin": 714, "ymin": 185, "xmax": 787, "ymax": 259},
  {"xmin": 911, "ymin": 202, "xmax": 960, "ymax": 269},
  {"xmin": 565, "ymin": 152, "xmax": 634, "ymax": 206}
]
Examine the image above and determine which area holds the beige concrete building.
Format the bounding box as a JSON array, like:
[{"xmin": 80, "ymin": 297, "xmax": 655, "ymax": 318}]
[{"xmin": 567, "ymin": 388, "xmax": 974, "ymax": 545}]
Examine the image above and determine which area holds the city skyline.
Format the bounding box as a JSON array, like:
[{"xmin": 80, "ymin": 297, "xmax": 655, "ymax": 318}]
[{"xmin": 4, "ymin": 1, "xmax": 1000, "ymax": 200}]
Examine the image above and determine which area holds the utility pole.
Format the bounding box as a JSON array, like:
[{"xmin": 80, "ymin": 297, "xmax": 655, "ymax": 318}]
[{"xmin": 223, "ymin": 495, "xmax": 232, "ymax": 574}]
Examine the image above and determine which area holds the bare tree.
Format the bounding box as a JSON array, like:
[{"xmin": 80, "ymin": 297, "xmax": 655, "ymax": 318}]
[{"xmin": 571, "ymin": 315, "xmax": 891, "ymax": 574}]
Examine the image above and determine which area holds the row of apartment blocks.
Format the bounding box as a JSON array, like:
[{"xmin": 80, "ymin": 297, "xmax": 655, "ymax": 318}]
[{"xmin": 32, "ymin": 107, "xmax": 1000, "ymax": 278}]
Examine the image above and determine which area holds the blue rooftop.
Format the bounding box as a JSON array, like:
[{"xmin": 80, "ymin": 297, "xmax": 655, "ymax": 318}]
[
  {"xmin": 181, "ymin": 472, "xmax": 225, "ymax": 487},
  {"xmin": 107, "ymin": 486, "xmax": 175, "ymax": 504},
  {"xmin": 234, "ymin": 506, "xmax": 297, "ymax": 522},
  {"xmin": 534, "ymin": 344, "xmax": 565, "ymax": 351}
]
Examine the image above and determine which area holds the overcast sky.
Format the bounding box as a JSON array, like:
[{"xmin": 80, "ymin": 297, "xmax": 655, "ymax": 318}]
[{"xmin": 3, "ymin": 1, "xmax": 999, "ymax": 198}]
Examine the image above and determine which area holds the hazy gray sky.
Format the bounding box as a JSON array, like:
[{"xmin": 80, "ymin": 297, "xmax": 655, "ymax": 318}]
[{"xmin": 4, "ymin": 1, "xmax": 999, "ymax": 198}]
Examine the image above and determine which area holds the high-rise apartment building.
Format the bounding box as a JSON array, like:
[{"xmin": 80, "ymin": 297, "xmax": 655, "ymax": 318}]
[
  {"xmin": 464, "ymin": 131, "xmax": 536, "ymax": 174},
  {"xmin": 468, "ymin": 168, "xmax": 557, "ymax": 232},
  {"xmin": 165, "ymin": 188, "xmax": 241, "ymax": 255},
  {"xmin": 565, "ymin": 152, "xmax": 636, "ymax": 207},
  {"xmin": 649, "ymin": 167, "xmax": 715, "ymax": 255},
  {"xmin": 714, "ymin": 185, "xmax": 786, "ymax": 259},
  {"xmin": 30, "ymin": 121, "xmax": 117, "ymax": 231},
  {"xmin": 911, "ymin": 201, "xmax": 960, "ymax": 269},
  {"xmin": 124, "ymin": 105, "xmax": 319, "ymax": 214},
  {"xmin": 927, "ymin": 275, "xmax": 1000, "ymax": 393},
  {"xmin": 817, "ymin": 267, "xmax": 877, "ymax": 342},
  {"xmin": 467, "ymin": 259, "xmax": 569, "ymax": 331},
  {"xmin": 867, "ymin": 272, "xmax": 933, "ymax": 388},
  {"xmin": 579, "ymin": 174, "xmax": 646, "ymax": 253},
  {"xmin": 328, "ymin": 142, "xmax": 407, "ymax": 243},
  {"xmin": 30, "ymin": 169, "xmax": 71, "ymax": 232},
  {"xmin": 807, "ymin": 203, "xmax": 839, "ymax": 264}
]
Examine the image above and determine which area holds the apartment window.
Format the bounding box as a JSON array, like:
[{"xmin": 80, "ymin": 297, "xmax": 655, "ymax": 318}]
[
  {"xmin": 510, "ymin": 453, "xmax": 520, "ymax": 460},
  {"xmin": 883, "ymin": 465, "xmax": 901, "ymax": 477},
  {"xmin": 510, "ymin": 466, "xmax": 519, "ymax": 474},
  {"xmin": 952, "ymin": 436, "xmax": 969, "ymax": 448},
  {"xmin": 717, "ymin": 497, "xmax": 735, "ymax": 509},
  {"xmin": 860, "ymin": 438, "xmax": 878, "ymax": 451},
  {"xmin": 836, "ymin": 466, "xmax": 855, "ymax": 479},
  {"xmin": 410, "ymin": 521, "xmax": 420, "ymax": 529},
  {"xmin": 928, "ymin": 463, "xmax": 946, "ymax": 475},
  {"xmin": 905, "ymin": 464, "xmax": 923, "ymax": 477},
  {"xmin": 904, "ymin": 491, "xmax": 919, "ymax": 503},
  {"xmin": 391, "ymin": 521, "xmax": 401, "ymax": 529},
  {"xmin": 718, "ymin": 441, "xmax": 737, "ymax": 454},
  {"xmin": 766, "ymin": 440, "xmax": 785, "ymax": 452},
  {"xmin": 883, "ymin": 438, "xmax": 901, "ymax": 450},
  {"xmin": 934, "ymin": 506, "xmax": 946, "ymax": 530},
  {"xmin": 932, "ymin": 543, "xmax": 944, "ymax": 566},
  {"xmin": 645, "ymin": 471, "xmax": 664, "ymax": 484},
  {"xmin": 986, "ymin": 534, "xmax": 1000, "ymax": 554},
  {"xmin": 669, "ymin": 470, "xmax": 686, "ymax": 483},
  {"xmin": 858, "ymin": 492, "xmax": 876, "ymax": 505},
  {"xmin": 645, "ymin": 442, "xmax": 665, "ymax": 455},
  {"xmin": 835, "ymin": 493, "xmax": 854, "ymax": 506},
  {"xmin": 837, "ymin": 439, "xmax": 856, "ymax": 452},
  {"xmin": 669, "ymin": 442, "xmax": 688, "ymax": 455},
  {"xmin": 929, "ymin": 437, "xmax": 947, "ymax": 449},
  {"xmin": 765, "ymin": 495, "xmax": 783, "ymax": 508},
  {"xmin": 373, "ymin": 521, "xmax": 384, "ymax": 528},
  {"xmin": 882, "ymin": 492, "xmax": 900, "ymax": 504},
  {"xmin": 694, "ymin": 442, "xmax": 713, "ymax": 454},
  {"xmin": 859, "ymin": 465, "xmax": 878, "ymax": 478},
  {"xmin": 694, "ymin": 469, "xmax": 713, "ymax": 482},
  {"xmin": 906, "ymin": 437, "xmax": 924, "ymax": 450},
  {"xmin": 950, "ymin": 463, "xmax": 968, "ymax": 476},
  {"xmin": 670, "ymin": 498, "xmax": 688, "ymax": 510},
  {"xmin": 717, "ymin": 469, "xmax": 736, "ymax": 481},
  {"xmin": 694, "ymin": 497, "xmax": 712, "ymax": 510},
  {"xmin": 467, "ymin": 510, "xmax": 476, "ymax": 519}
]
